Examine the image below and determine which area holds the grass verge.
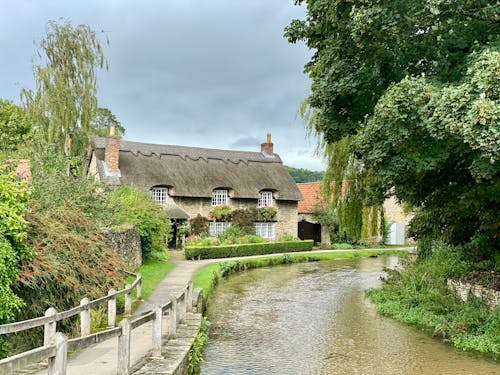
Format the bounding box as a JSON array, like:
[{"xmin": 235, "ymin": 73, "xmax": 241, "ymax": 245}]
[
  {"xmin": 367, "ymin": 242, "xmax": 499, "ymax": 359},
  {"xmin": 123, "ymin": 259, "xmax": 175, "ymax": 309}
]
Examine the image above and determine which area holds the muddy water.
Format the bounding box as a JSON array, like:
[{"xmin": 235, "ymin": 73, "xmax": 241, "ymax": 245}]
[{"xmin": 200, "ymin": 256, "xmax": 498, "ymax": 375}]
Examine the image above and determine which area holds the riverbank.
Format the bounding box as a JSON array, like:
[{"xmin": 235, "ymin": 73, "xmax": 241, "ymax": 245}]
[{"xmin": 367, "ymin": 243, "xmax": 499, "ymax": 359}]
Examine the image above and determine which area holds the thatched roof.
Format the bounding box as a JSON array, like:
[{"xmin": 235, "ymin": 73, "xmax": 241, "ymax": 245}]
[{"xmin": 89, "ymin": 137, "xmax": 302, "ymax": 201}]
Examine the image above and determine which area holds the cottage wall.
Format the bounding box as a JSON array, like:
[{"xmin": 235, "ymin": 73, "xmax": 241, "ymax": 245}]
[
  {"xmin": 275, "ymin": 200, "xmax": 298, "ymax": 238},
  {"xmin": 383, "ymin": 196, "xmax": 413, "ymax": 225}
]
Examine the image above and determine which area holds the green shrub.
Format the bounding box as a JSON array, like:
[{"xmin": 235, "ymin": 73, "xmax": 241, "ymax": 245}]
[
  {"xmin": 189, "ymin": 214, "xmax": 209, "ymax": 236},
  {"xmin": 209, "ymin": 205, "xmax": 232, "ymax": 221},
  {"xmin": 231, "ymin": 208, "xmax": 257, "ymax": 234},
  {"xmin": 111, "ymin": 186, "xmax": 172, "ymax": 260},
  {"xmin": 240, "ymin": 235, "xmax": 264, "ymax": 244},
  {"xmin": 185, "ymin": 240, "xmax": 314, "ymax": 260},
  {"xmin": 257, "ymin": 207, "xmax": 277, "ymax": 221},
  {"xmin": 279, "ymin": 233, "xmax": 298, "ymax": 242}
]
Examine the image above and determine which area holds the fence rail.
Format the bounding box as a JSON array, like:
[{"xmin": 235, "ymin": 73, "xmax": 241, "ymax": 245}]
[{"xmin": 0, "ymin": 271, "xmax": 194, "ymax": 375}]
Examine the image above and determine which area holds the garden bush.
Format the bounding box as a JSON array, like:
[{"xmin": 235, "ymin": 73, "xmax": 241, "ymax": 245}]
[{"xmin": 185, "ymin": 240, "xmax": 313, "ymax": 260}]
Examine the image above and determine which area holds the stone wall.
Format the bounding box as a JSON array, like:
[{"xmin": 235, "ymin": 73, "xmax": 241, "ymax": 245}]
[
  {"xmin": 447, "ymin": 279, "xmax": 500, "ymax": 310},
  {"xmin": 275, "ymin": 200, "xmax": 298, "ymax": 238},
  {"xmin": 383, "ymin": 196, "xmax": 413, "ymax": 225},
  {"xmin": 103, "ymin": 225, "xmax": 142, "ymax": 271}
]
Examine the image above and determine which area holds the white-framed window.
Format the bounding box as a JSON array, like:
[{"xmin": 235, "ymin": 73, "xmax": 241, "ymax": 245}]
[
  {"xmin": 212, "ymin": 189, "xmax": 228, "ymax": 206},
  {"xmin": 255, "ymin": 222, "xmax": 275, "ymax": 239},
  {"xmin": 209, "ymin": 222, "xmax": 231, "ymax": 236},
  {"xmin": 258, "ymin": 191, "xmax": 273, "ymax": 207},
  {"xmin": 151, "ymin": 186, "xmax": 168, "ymax": 205}
]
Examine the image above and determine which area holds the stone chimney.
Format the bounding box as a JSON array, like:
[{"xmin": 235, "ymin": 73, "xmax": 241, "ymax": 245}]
[
  {"xmin": 261, "ymin": 133, "xmax": 274, "ymax": 155},
  {"xmin": 105, "ymin": 126, "xmax": 120, "ymax": 175}
]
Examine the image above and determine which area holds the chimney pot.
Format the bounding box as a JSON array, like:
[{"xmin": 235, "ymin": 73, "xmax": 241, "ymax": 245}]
[{"xmin": 261, "ymin": 133, "xmax": 274, "ymax": 155}]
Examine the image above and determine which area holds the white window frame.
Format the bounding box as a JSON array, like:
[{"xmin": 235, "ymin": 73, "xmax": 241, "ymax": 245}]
[
  {"xmin": 151, "ymin": 186, "xmax": 168, "ymax": 205},
  {"xmin": 258, "ymin": 191, "xmax": 273, "ymax": 207},
  {"xmin": 212, "ymin": 189, "xmax": 228, "ymax": 206},
  {"xmin": 255, "ymin": 222, "xmax": 275, "ymax": 239},
  {"xmin": 209, "ymin": 222, "xmax": 231, "ymax": 236}
]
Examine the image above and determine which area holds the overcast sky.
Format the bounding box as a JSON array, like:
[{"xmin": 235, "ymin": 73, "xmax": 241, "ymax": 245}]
[{"xmin": 0, "ymin": 0, "xmax": 324, "ymax": 170}]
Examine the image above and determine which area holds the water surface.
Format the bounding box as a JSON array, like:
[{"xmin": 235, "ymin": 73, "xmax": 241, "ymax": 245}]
[{"xmin": 200, "ymin": 256, "xmax": 498, "ymax": 375}]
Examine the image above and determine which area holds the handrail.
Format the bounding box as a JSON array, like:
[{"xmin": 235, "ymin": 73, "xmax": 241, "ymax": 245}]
[
  {"xmin": 0, "ymin": 271, "xmax": 141, "ymax": 335},
  {"xmin": 0, "ymin": 279, "xmax": 197, "ymax": 375}
]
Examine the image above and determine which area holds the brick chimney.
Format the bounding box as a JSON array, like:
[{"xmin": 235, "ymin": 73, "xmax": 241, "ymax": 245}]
[
  {"xmin": 260, "ymin": 133, "xmax": 274, "ymax": 155},
  {"xmin": 105, "ymin": 126, "xmax": 120, "ymax": 175}
]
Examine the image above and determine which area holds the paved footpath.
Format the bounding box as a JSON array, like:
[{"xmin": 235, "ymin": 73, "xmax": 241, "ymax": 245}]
[{"xmin": 30, "ymin": 247, "xmax": 412, "ymax": 375}]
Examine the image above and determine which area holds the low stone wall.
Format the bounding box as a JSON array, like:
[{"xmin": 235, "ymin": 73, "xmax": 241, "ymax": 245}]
[
  {"xmin": 447, "ymin": 279, "xmax": 500, "ymax": 310},
  {"xmin": 103, "ymin": 225, "xmax": 142, "ymax": 271}
]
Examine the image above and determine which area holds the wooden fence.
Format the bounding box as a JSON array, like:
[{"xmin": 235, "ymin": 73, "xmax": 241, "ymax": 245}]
[{"xmin": 0, "ymin": 272, "xmax": 194, "ymax": 375}]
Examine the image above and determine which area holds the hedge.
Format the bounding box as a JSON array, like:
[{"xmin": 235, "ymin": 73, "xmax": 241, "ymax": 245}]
[{"xmin": 185, "ymin": 240, "xmax": 314, "ymax": 260}]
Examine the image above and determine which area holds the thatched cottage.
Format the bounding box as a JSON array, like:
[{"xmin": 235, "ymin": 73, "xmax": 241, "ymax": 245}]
[{"xmin": 85, "ymin": 134, "xmax": 303, "ymax": 243}]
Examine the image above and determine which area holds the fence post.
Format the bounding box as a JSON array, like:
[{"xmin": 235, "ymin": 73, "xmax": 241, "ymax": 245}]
[
  {"xmin": 44, "ymin": 307, "xmax": 57, "ymax": 346},
  {"xmin": 186, "ymin": 281, "xmax": 193, "ymax": 313},
  {"xmin": 124, "ymin": 284, "xmax": 132, "ymax": 316},
  {"xmin": 136, "ymin": 274, "xmax": 142, "ymax": 300},
  {"xmin": 117, "ymin": 318, "xmax": 131, "ymax": 375},
  {"xmin": 47, "ymin": 332, "xmax": 67, "ymax": 375},
  {"xmin": 168, "ymin": 297, "xmax": 177, "ymax": 339},
  {"xmin": 152, "ymin": 306, "xmax": 163, "ymax": 357},
  {"xmin": 108, "ymin": 289, "xmax": 117, "ymax": 327},
  {"xmin": 80, "ymin": 298, "xmax": 91, "ymax": 336}
]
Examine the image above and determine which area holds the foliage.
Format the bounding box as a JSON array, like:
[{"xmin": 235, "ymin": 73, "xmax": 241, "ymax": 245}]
[
  {"xmin": 111, "ymin": 186, "xmax": 172, "ymax": 260},
  {"xmin": 357, "ymin": 46, "xmax": 499, "ymax": 261},
  {"xmin": 0, "ymin": 100, "xmax": 32, "ymax": 155},
  {"xmin": 185, "ymin": 240, "xmax": 314, "ymax": 260},
  {"xmin": 368, "ymin": 242, "xmax": 499, "ymax": 356},
  {"xmin": 279, "ymin": 233, "xmax": 299, "ymax": 242},
  {"xmin": 285, "ymin": 165, "xmax": 324, "ymax": 183},
  {"xmin": 187, "ymin": 318, "xmax": 211, "ymax": 375},
  {"xmin": 187, "ymin": 232, "xmax": 264, "ymax": 247},
  {"xmin": 209, "ymin": 205, "xmax": 232, "ymax": 221},
  {"xmin": 286, "ymin": 1, "xmax": 499, "ymax": 260},
  {"xmin": 0, "ymin": 166, "xmax": 30, "ymax": 357},
  {"xmin": 189, "ymin": 214, "xmax": 209, "ymax": 236},
  {"xmin": 231, "ymin": 208, "xmax": 257, "ymax": 235},
  {"xmin": 90, "ymin": 107, "xmax": 125, "ymax": 136},
  {"xmin": 21, "ymin": 19, "xmax": 108, "ymax": 157},
  {"xmin": 257, "ymin": 206, "xmax": 277, "ymax": 222}
]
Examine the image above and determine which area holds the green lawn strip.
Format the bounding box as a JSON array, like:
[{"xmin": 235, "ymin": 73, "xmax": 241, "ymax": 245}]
[
  {"xmin": 118, "ymin": 259, "xmax": 175, "ymax": 308},
  {"xmin": 193, "ymin": 249, "xmax": 406, "ymax": 305}
]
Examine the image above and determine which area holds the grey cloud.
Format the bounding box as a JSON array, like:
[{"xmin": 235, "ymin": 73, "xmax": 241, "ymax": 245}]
[{"xmin": 228, "ymin": 136, "xmax": 261, "ymax": 149}]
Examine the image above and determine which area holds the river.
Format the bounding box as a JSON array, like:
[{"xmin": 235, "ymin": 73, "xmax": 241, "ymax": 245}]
[{"xmin": 200, "ymin": 256, "xmax": 498, "ymax": 374}]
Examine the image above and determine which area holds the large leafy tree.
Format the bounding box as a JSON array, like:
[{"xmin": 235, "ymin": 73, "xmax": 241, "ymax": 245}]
[
  {"xmin": 0, "ymin": 100, "xmax": 32, "ymax": 155},
  {"xmin": 22, "ymin": 20, "xmax": 108, "ymax": 157},
  {"xmin": 286, "ymin": 1, "xmax": 499, "ymax": 259}
]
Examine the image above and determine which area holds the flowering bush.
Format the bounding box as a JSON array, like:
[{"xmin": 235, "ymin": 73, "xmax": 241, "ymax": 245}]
[
  {"xmin": 209, "ymin": 205, "xmax": 232, "ymax": 221},
  {"xmin": 258, "ymin": 207, "xmax": 277, "ymax": 222}
]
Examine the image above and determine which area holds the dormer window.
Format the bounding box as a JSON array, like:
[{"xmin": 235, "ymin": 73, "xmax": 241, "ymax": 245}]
[
  {"xmin": 258, "ymin": 191, "xmax": 273, "ymax": 207},
  {"xmin": 151, "ymin": 186, "xmax": 168, "ymax": 205},
  {"xmin": 212, "ymin": 189, "xmax": 228, "ymax": 206}
]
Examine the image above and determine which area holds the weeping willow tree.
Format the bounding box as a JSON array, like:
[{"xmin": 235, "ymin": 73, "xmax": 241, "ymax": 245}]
[
  {"xmin": 300, "ymin": 99, "xmax": 383, "ymax": 244},
  {"xmin": 22, "ymin": 20, "xmax": 108, "ymax": 158}
]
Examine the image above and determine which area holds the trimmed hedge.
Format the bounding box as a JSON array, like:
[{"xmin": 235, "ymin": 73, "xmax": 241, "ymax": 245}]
[{"xmin": 185, "ymin": 240, "xmax": 314, "ymax": 260}]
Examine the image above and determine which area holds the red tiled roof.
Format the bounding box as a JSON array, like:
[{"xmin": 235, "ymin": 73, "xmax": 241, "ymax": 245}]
[{"xmin": 297, "ymin": 182, "xmax": 322, "ymax": 213}]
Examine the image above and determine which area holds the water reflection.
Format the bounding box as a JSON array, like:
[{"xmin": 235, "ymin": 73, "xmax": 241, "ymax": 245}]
[{"xmin": 201, "ymin": 256, "xmax": 498, "ymax": 375}]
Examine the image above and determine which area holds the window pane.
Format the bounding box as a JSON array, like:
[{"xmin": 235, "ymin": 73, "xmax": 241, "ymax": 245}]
[
  {"xmin": 151, "ymin": 187, "xmax": 168, "ymax": 205},
  {"xmin": 212, "ymin": 189, "xmax": 228, "ymax": 206},
  {"xmin": 258, "ymin": 191, "xmax": 273, "ymax": 207}
]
